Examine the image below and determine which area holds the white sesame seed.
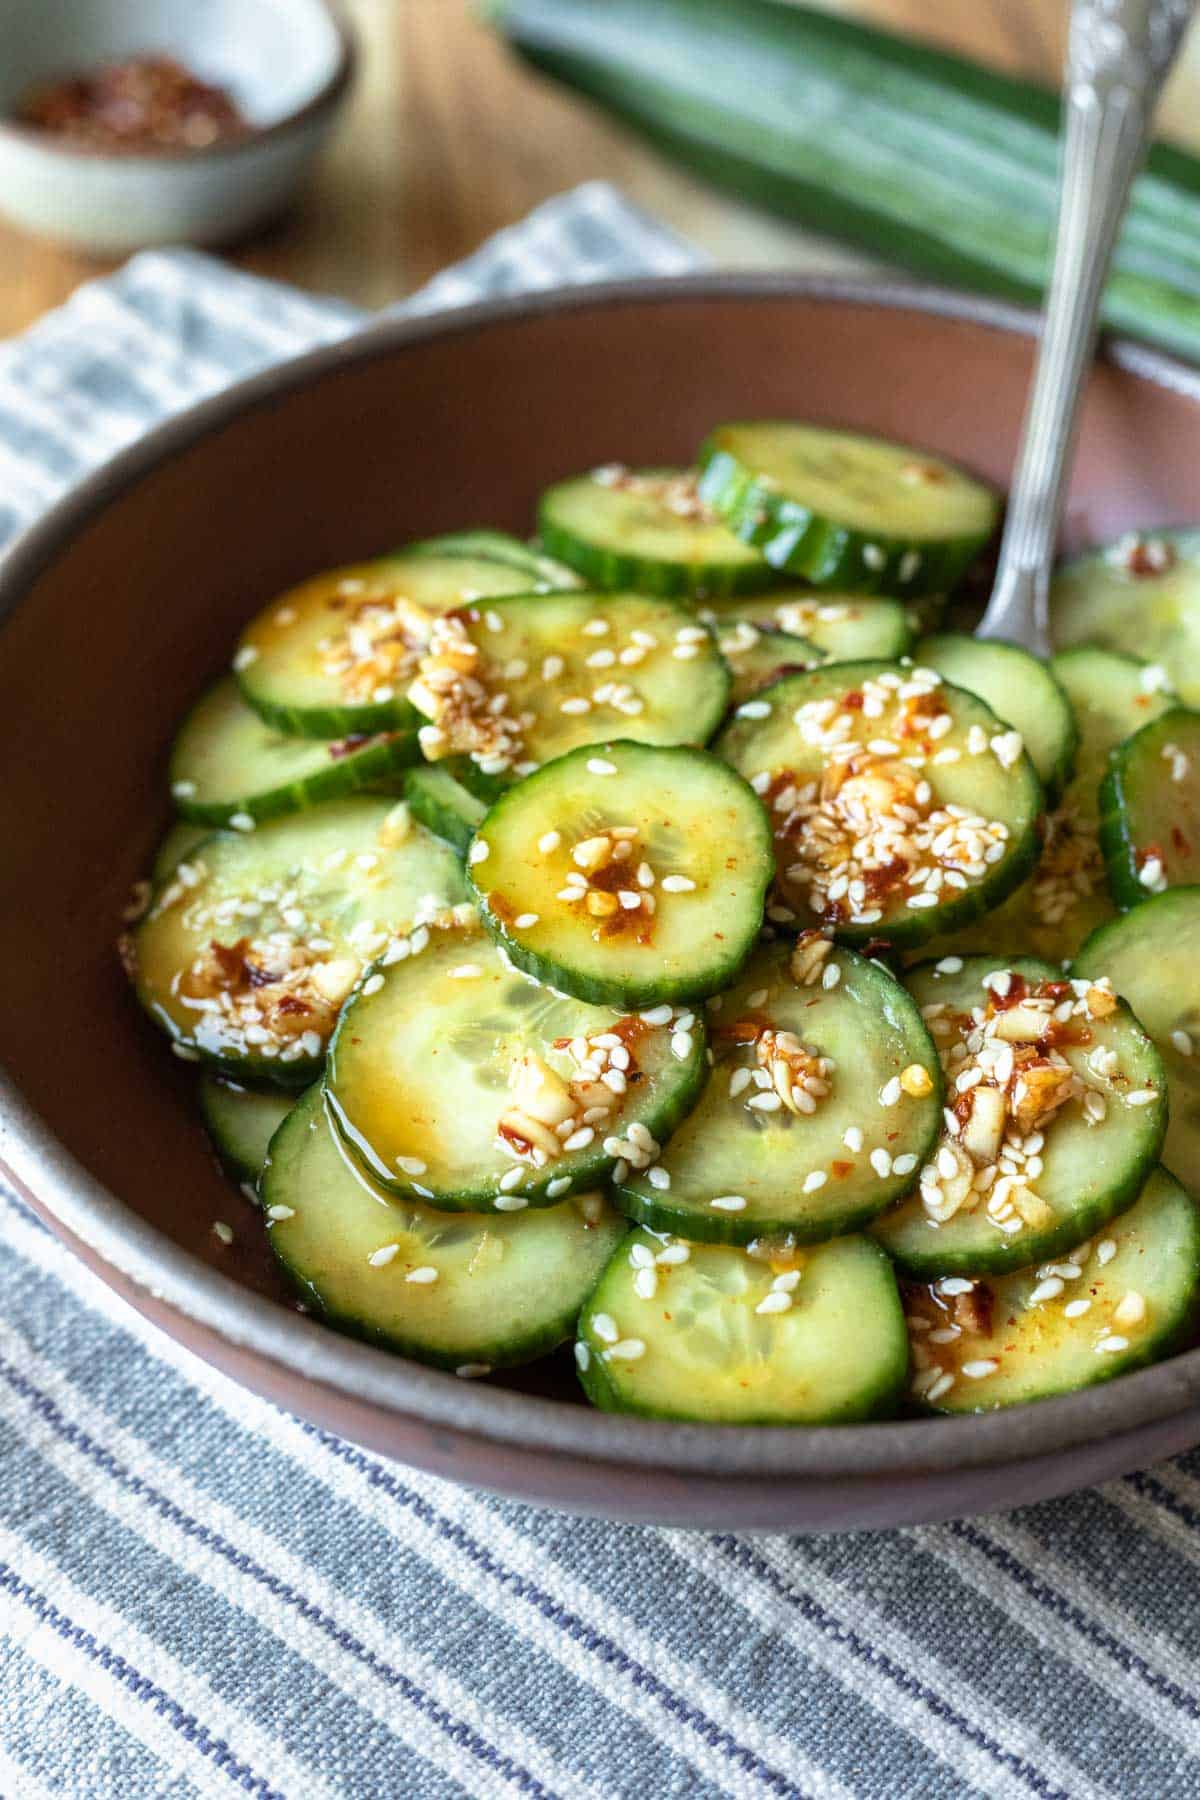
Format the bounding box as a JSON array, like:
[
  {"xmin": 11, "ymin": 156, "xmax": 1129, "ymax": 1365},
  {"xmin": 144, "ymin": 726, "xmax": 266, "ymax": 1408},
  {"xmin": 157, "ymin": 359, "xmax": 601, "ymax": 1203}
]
[
  {"xmin": 395, "ymin": 1156, "xmax": 427, "ymax": 1177},
  {"xmin": 773, "ymin": 1270, "xmax": 802, "ymax": 1293},
  {"xmin": 802, "ymin": 1171, "xmax": 828, "ymax": 1193},
  {"xmin": 538, "ymin": 831, "xmax": 562, "ymax": 855},
  {"xmin": 495, "ymin": 1194, "xmax": 529, "ymax": 1212},
  {"xmin": 737, "ymin": 700, "xmax": 772, "ymax": 719},
  {"xmin": 574, "ymin": 1341, "xmax": 590, "ymax": 1371},
  {"xmin": 368, "ymin": 1243, "xmax": 400, "ymax": 1268},
  {"xmin": 1064, "ymin": 1298, "xmax": 1092, "ymax": 1318},
  {"xmin": 822, "ymin": 962, "xmax": 841, "ymax": 990},
  {"xmin": 1171, "ymin": 1029, "xmax": 1195, "ymax": 1057},
  {"xmin": 670, "ymin": 1032, "xmax": 694, "ymax": 1061},
  {"xmin": 233, "ymin": 645, "xmax": 259, "ymax": 670},
  {"xmin": 710, "ymin": 1195, "xmax": 747, "ymax": 1211},
  {"xmin": 843, "ymin": 1126, "xmax": 864, "ymax": 1153},
  {"xmin": 228, "ymin": 812, "xmax": 256, "ymax": 832},
  {"xmin": 660, "ymin": 875, "xmax": 696, "ymax": 893},
  {"xmin": 592, "ymin": 1312, "xmax": 619, "ymax": 1344},
  {"xmin": 1113, "ymin": 1291, "xmax": 1146, "ymax": 1328},
  {"xmin": 1096, "ymin": 1238, "xmax": 1118, "ymax": 1265},
  {"xmin": 647, "ymin": 1166, "xmax": 671, "ymax": 1190},
  {"xmin": 406, "ymin": 1266, "xmax": 439, "ymax": 1284},
  {"xmin": 514, "ymin": 912, "xmax": 540, "ymax": 929},
  {"xmin": 468, "ymin": 840, "xmax": 489, "ymax": 866},
  {"xmin": 926, "ymin": 1373, "xmax": 956, "ymax": 1402},
  {"xmin": 546, "ymin": 1176, "xmax": 571, "ymax": 1198},
  {"xmin": 1125, "ymin": 1087, "xmax": 1159, "ymax": 1106},
  {"xmin": 171, "ymin": 778, "xmax": 197, "ymax": 798},
  {"xmin": 607, "ymin": 1337, "xmax": 647, "ymax": 1360},
  {"xmin": 939, "ymin": 1278, "xmax": 975, "ymax": 1295},
  {"xmin": 212, "ymin": 1221, "xmax": 234, "ymax": 1244},
  {"xmin": 582, "ymin": 618, "xmax": 610, "ymax": 637},
  {"xmin": 870, "ymin": 1148, "xmax": 893, "ymax": 1179},
  {"xmin": 1096, "ymin": 1335, "xmax": 1129, "ymax": 1354},
  {"xmin": 879, "ymin": 1076, "xmax": 902, "ymax": 1107},
  {"xmin": 747, "ymin": 1091, "xmax": 783, "ymax": 1112},
  {"xmin": 455, "ymin": 1363, "xmax": 492, "ymax": 1378},
  {"xmin": 563, "ymin": 1126, "xmax": 595, "ymax": 1153},
  {"xmin": 448, "ymin": 964, "xmax": 483, "ymax": 979},
  {"xmin": 641, "ymin": 1004, "xmax": 673, "ymax": 1026},
  {"xmin": 961, "ymin": 1360, "xmax": 999, "ymax": 1379},
  {"xmin": 1028, "ymin": 1277, "xmax": 1064, "ymax": 1304},
  {"xmin": 892, "ymin": 1153, "xmax": 919, "ymax": 1177},
  {"xmin": 755, "ymin": 1291, "xmax": 793, "ymax": 1315},
  {"xmin": 588, "ymin": 758, "xmax": 617, "ymax": 775}
]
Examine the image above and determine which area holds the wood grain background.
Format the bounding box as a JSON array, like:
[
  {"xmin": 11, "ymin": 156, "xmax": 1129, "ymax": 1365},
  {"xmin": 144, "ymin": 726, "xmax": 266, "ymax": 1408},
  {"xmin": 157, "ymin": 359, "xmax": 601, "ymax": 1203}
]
[{"xmin": 3, "ymin": 0, "xmax": 1200, "ymax": 335}]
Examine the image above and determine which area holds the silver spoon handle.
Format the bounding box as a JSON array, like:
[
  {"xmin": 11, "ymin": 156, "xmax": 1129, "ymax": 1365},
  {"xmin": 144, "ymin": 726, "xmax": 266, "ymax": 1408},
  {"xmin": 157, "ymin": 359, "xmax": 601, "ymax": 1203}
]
[{"xmin": 979, "ymin": 0, "xmax": 1194, "ymax": 654}]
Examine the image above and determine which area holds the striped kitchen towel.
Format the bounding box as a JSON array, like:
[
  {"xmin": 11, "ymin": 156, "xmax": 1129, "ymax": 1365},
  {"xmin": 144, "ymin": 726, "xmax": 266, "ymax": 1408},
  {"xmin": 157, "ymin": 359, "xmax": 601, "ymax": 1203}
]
[{"xmin": 3, "ymin": 182, "xmax": 1200, "ymax": 1800}]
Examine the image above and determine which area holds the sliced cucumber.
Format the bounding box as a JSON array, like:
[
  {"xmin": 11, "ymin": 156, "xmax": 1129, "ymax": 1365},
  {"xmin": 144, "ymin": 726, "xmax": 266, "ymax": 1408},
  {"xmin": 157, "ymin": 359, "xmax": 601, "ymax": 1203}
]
[
  {"xmin": 916, "ymin": 648, "xmax": 1174, "ymax": 967},
  {"xmin": 409, "ymin": 591, "xmax": 729, "ymax": 779},
  {"xmin": 169, "ymin": 678, "xmax": 417, "ymax": 828},
  {"xmin": 199, "ymin": 1075, "xmax": 293, "ymax": 1188},
  {"xmin": 616, "ymin": 939, "xmax": 941, "ymax": 1246},
  {"xmin": 468, "ymin": 740, "xmax": 772, "ymax": 1007},
  {"xmin": 1099, "ymin": 707, "xmax": 1200, "ymax": 907},
  {"xmin": 576, "ymin": 1227, "xmax": 907, "ymax": 1423},
  {"xmin": 716, "ymin": 660, "xmax": 1041, "ymax": 947},
  {"xmin": 407, "ymin": 529, "xmax": 584, "ymax": 592},
  {"xmin": 918, "ymin": 634, "xmax": 1078, "ymax": 800},
  {"xmin": 874, "ymin": 955, "xmax": 1167, "ymax": 1278},
  {"xmin": 698, "ymin": 422, "xmax": 999, "ymax": 596},
  {"xmin": 705, "ymin": 592, "xmax": 914, "ymax": 662},
  {"xmin": 234, "ymin": 552, "xmax": 541, "ymax": 737},
  {"xmin": 403, "ymin": 764, "xmax": 487, "ymax": 857},
  {"xmin": 906, "ymin": 1168, "xmax": 1200, "ymax": 1412},
  {"xmin": 326, "ymin": 926, "xmax": 707, "ymax": 1209},
  {"xmin": 1074, "ymin": 890, "xmax": 1200, "ymax": 1195},
  {"xmin": 538, "ymin": 465, "xmax": 771, "ymax": 597},
  {"xmin": 1052, "ymin": 530, "xmax": 1200, "ymax": 706},
  {"xmin": 265, "ymin": 1086, "xmax": 625, "ymax": 1371},
  {"xmin": 130, "ymin": 797, "xmax": 468, "ymax": 1085},
  {"xmin": 152, "ymin": 820, "xmax": 208, "ymax": 885},
  {"xmin": 714, "ymin": 620, "xmax": 824, "ymax": 709}
]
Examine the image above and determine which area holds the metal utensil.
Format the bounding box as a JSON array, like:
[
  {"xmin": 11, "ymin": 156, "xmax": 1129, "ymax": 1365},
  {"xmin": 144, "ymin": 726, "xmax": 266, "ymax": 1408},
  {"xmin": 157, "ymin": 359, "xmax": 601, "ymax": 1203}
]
[{"xmin": 979, "ymin": 0, "xmax": 1195, "ymax": 654}]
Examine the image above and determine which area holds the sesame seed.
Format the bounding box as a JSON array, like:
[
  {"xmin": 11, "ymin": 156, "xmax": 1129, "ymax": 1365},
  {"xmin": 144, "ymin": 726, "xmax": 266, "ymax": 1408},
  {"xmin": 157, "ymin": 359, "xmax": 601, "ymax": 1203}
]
[
  {"xmin": 592, "ymin": 1312, "xmax": 619, "ymax": 1343},
  {"xmin": 747, "ymin": 1091, "xmax": 782, "ymax": 1112},
  {"xmin": 773, "ymin": 1270, "xmax": 802, "ymax": 1292},
  {"xmin": 607, "ymin": 1338, "xmax": 646, "ymax": 1360},
  {"xmin": 926, "ymin": 1373, "xmax": 956, "ymax": 1402},
  {"xmin": 233, "ymin": 645, "xmax": 259, "ymax": 670},
  {"xmin": 455, "ymin": 1363, "xmax": 492, "ymax": 1378},
  {"xmin": 1113, "ymin": 1291, "xmax": 1146, "ymax": 1328},
  {"xmin": 406, "ymin": 1266, "xmax": 439, "ymax": 1284},
  {"xmin": 892, "ymin": 1153, "xmax": 919, "ymax": 1177},
  {"xmin": 869, "ymin": 1148, "xmax": 893, "ymax": 1178},
  {"xmin": 545, "ymin": 1176, "xmax": 571, "ymax": 1199},
  {"xmin": 228, "ymin": 812, "xmax": 256, "ymax": 832},
  {"xmin": 514, "ymin": 912, "xmax": 540, "ymax": 929},
  {"xmin": 802, "ymin": 1171, "xmax": 828, "ymax": 1193},
  {"xmin": 588, "ymin": 758, "xmax": 617, "ymax": 775},
  {"xmin": 843, "ymin": 1126, "xmax": 864, "ymax": 1153},
  {"xmin": 1028, "ymin": 1277, "xmax": 1064, "ymax": 1304},
  {"xmin": 212, "ymin": 1221, "xmax": 234, "ymax": 1244},
  {"xmin": 641, "ymin": 1004, "xmax": 673, "ymax": 1026},
  {"xmin": 657, "ymin": 1243, "xmax": 690, "ymax": 1265},
  {"xmin": 673, "ymin": 643, "xmax": 700, "ymax": 660},
  {"xmin": 368, "ymin": 1244, "xmax": 400, "ymax": 1268},
  {"xmin": 495, "ymin": 1194, "xmax": 529, "ymax": 1212},
  {"xmin": 879, "ymin": 1076, "xmax": 902, "ymax": 1107},
  {"xmin": 647, "ymin": 1166, "xmax": 671, "ymax": 1191},
  {"xmin": 1096, "ymin": 1335, "xmax": 1129, "ymax": 1354},
  {"xmin": 961, "ymin": 1360, "xmax": 999, "ymax": 1379},
  {"xmin": 1125, "ymin": 1088, "xmax": 1159, "ymax": 1106},
  {"xmin": 738, "ymin": 700, "xmax": 772, "ymax": 719},
  {"xmin": 563, "ymin": 1126, "xmax": 595, "ymax": 1152},
  {"xmin": 711, "ymin": 1195, "xmax": 747, "ymax": 1211},
  {"xmin": 660, "ymin": 875, "xmax": 696, "ymax": 893},
  {"xmin": 171, "ymin": 778, "xmax": 197, "ymax": 798},
  {"xmin": 939, "ymin": 1278, "xmax": 975, "ymax": 1295},
  {"xmin": 396, "ymin": 1156, "xmax": 427, "ymax": 1177},
  {"xmin": 1064, "ymin": 1298, "xmax": 1092, "ymax": 1318},
  {"xmin": 822, "ymin": 962, "xmax": 841, "ymax": 990},
  {"xmin": 574, "ymin": 1341, "xmax": 590, "ymax": 1370},
  {"xmin": 582, "ymin": 618, "xmax": 610, "ymax": 637},
  {"xmin": 1171, "ymin": 1029, "xmax": 1194, "ymax": 1057},
  {"xmin": 468, "ymin": 840, "xmax": 489, "ymax": 865},
  {"xmin": 538, "ymin": 831, "xmax": 562, "ymax": 854},
  {"xmin": 171, "ymin": 1042, "xmax": 202, "ymax": 1063},
  {"xmin": 448, "ymin": 964, "xmax": 483, "ymax": 979},
  {"xmin": 756, "ymin": 1291, "xmax": 793, "ymax": 1315}
]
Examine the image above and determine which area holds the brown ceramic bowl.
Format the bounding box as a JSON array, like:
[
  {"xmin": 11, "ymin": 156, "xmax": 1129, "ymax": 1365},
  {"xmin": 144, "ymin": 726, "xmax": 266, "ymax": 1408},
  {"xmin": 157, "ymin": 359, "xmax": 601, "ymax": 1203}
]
[{"xmin": 3, "ymin": 275, "xmax": 1200, "ymax": 1532}]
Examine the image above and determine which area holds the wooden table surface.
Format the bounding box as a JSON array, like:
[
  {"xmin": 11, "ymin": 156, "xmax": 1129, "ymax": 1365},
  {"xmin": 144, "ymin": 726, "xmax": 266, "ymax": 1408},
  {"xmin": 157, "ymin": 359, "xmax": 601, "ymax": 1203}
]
[{"xmin": 4, "ymin": 0, "xmax": 1200, "ymax": 337}]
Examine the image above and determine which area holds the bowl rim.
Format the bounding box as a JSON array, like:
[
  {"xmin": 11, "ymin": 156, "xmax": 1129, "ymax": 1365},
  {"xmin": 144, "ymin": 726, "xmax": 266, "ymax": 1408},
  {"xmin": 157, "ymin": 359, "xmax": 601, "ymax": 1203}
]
[
  {"xmin": 0, "ymin": 0, "xmax": 356, "ymax": 164},
  {"xmin": 4, "ymin": 267, "xmax": 1200, "ymax": 1484}
]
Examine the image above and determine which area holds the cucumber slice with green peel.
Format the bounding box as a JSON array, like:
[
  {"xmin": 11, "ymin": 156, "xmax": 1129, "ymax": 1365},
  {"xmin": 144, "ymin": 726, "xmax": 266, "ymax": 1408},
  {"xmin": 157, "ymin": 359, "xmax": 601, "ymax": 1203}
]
[
  {"xmin": 704, "ymin": 592, "xmax": 914, "ymax": 662},
  {"xmin": 1052, "ymin": 530, "xmax": 1200, "ymax": 706},
  {"xmin": 409, "ymin": 591, "xmax": 730, "ymax": 781},
  {"xmin": 905, "ymin": 1168, "xmax": 1200, "ymax": 1413},
  {"xmin": 576, "ymin": 1227, "xmax": 907, "ymax": 1423},
  {"xmin": 698, "ymin": 423, "xmax": 999, "ymax": 597},
  {"xmin": 468, "ymin": 740, "xmax": 773, "ymax": 1007},
  {"xmin": 1074, "ymin": 890, "xmax": 1200, "ymax": 1195},
  {"xmin": 407, "ymin": 529, "xmax": 584, "ymax": 592},
  {"xmin": 152, "ymin": 821, "xmax": 209, "ymax": 885},
  {"xmin": 326, "ymin": 925, "xmax": 707, "ymax": 1210},
  {"xmin": 917, "ymin": 648, "xmax": 1175, "ymax": 967},
  {"xmin": 615, "ymin": 939, "xmax": 941, "ymax": 1247},
  {"xmin": 716, "ymin": 660, "xmax": 1042, "ymax": 948},
  {"xmin": 129, "ymin": 797, "xmax": 469, "ymax": 1086},
  {"xmin": 873, "ymin": 955, "xmax": 1167, "ymax": 1279},
  {"xmin": 234, "ymin": 552, "xmax": 542, "ymax": 737},
  {"xmin": 918, "ymin": 634, "xmax": 1078, "ymax": 800},
  {"xmin": 265, "ymin": 1086, "xmax": 626, "ymax": 1371},
  {"xmin": 538, "ymin": 465, "xmax": 772, "ymax": 598},
  {"xmin": 169, "ymin": 679, "xmax": 418, "ymax": 828},
  {"xmin": 199, "ymin": 1075, "xmax": 293, "ymax": 1188},
  {"xmin": 714, "ymin": 620, "xmax": 824, "ymax": 709},
  {"xmin": 1098, "ymin": 708, "xmax": 1200, "ymax": 907},
  {"xmin": 403, "ymin": 764, "xmax": 487, "ymax": 857}
]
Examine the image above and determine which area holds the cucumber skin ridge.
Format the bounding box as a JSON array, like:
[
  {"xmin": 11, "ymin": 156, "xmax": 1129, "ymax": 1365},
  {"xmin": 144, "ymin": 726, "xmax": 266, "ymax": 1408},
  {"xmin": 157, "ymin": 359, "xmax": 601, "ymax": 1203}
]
[
  {"xmin": 234, "ymin": 676, "xmax": 424, "ymax": 743},
  {"xmin": 697, "ymin": 442, "xmax": 992, "ymax": 599},
  {"xmin": 537, "ymin": 498, "xmax": 776, "ymax": 601},
  {"xmin": 171, "ymin": 728, "xmax": 421, "ymax": 827}
]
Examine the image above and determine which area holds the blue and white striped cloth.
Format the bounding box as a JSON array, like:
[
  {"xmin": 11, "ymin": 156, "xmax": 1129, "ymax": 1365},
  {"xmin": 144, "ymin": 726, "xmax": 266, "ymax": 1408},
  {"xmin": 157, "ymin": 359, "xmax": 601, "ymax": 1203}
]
[{"xmin": 4, "ymin": 182, "xmax": 1200, "ymax": 1800}]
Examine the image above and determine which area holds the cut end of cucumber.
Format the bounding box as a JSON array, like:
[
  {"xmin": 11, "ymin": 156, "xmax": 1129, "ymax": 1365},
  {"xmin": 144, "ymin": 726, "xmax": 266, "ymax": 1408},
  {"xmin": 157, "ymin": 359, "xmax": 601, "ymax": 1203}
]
[
  {"xmin": 468, "ymin": 739, "xmax": 774, "ymax": 1008},
  {"xmin": 698, "ymin": 422, "xmax": 999, "ymax": 595}
]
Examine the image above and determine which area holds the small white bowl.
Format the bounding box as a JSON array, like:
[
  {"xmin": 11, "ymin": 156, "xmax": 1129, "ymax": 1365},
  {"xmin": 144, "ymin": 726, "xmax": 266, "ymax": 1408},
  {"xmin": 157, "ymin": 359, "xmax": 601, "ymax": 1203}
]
[{"xmin": 0, "ymin": 0, "xmax": 355, "ymax": 253}]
